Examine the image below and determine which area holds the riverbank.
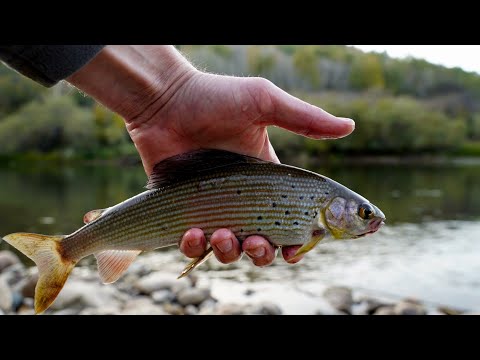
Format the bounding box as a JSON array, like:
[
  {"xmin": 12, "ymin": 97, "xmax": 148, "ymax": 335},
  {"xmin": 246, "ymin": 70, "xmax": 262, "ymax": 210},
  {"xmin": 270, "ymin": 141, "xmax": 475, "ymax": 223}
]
[{"xmin": 0, "ymin": 249, "xmax": 474, "ymax": 315}]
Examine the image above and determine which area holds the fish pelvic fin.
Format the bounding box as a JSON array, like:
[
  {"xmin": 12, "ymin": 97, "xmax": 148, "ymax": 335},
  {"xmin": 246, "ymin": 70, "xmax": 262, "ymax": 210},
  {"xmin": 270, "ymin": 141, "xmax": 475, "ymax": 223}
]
[
  {"xmin": 178, "ymin": 247, "xmax": 214, "ymax": 279},
  {"xmin": 294, "ymin": 228, "xmax": 326, "ymax": 258},
  {"xmin": 2, "ymin": 232, "xmax": 76, "ymax": 314},
  {"xmin": 95, "ymin": 249, "xmax": 141, "ymax": 284}
]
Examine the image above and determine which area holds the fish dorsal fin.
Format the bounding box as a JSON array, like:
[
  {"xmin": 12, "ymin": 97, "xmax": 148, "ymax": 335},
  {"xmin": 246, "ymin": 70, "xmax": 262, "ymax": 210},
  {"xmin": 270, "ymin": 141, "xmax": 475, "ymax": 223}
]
[
  {"xmin": 83, "ymin": 208, "xmax": 108, "ymax": 224},
  {"xmin": 146, "ymin": 149, "xmax": 268, "ymax": 189},
  {"xmin": 94, "ymin": 250, "xmax": 142, "ymax": 284}
]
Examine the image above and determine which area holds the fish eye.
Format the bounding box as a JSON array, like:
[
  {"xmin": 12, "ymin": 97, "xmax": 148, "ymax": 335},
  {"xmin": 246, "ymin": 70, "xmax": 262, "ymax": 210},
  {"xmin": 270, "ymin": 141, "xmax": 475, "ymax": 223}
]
[{"xmin": 358, "ymin": 203, "xmax": 375, "ymax": 220}]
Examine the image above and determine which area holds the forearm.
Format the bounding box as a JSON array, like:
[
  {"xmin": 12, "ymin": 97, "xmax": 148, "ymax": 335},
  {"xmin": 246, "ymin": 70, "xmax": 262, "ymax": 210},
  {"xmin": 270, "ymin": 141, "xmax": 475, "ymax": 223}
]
[{"xmin": 66, "ymin": 45, "xmax": 197, "ymax": 126}]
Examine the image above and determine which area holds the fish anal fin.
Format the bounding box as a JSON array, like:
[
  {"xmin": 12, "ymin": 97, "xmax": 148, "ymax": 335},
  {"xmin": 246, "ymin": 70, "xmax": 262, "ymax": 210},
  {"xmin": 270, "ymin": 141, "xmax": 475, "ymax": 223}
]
[
  {"xmin": 95, "ymin": 250, "xmax": 141, "ymax": 284},
  {"xmin": 178, "ymin": 247, "xmax": 214, "ymax": 279},
  {"xmin": 294, "ymin": 228, "xmax": 326, "ymax": 258},
  {"xmin": 83, "ymin": 208, "xmax": 108, "ymax": 224}
]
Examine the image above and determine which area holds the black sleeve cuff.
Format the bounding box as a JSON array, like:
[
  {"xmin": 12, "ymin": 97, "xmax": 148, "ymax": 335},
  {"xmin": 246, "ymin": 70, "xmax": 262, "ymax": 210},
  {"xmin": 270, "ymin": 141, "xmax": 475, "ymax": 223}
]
[{"xmin": 0, "ymin": 45, "xmax": 106, "ymax": 87}]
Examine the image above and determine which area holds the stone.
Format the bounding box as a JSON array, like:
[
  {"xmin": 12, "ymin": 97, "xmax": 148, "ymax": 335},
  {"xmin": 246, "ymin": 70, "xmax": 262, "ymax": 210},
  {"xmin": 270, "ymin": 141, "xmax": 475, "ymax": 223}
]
[
  {"xmin": 49, "ymin": 280, "xmax": 122, "ymax": 311},
  {"xmin": 80, "ymin": 306, "xmax": 121, "ymax": 315},
  {"xmin": 151, "ymin": 289, "xmax": 174, "ymax": 304},
  {"xmin": 323, "ymin": 286, "xmax": 353, "ymax": 313},
  {"xmin": 51, "ymin": 309, "xmax": 81, "ymax": 315},
  {"xmin": 0, "ymin": 276, "xmax": 13, "ymax": 312},
  {"xmin": 17, "ymin": 307, "xmax": 35, "ymax": 315},
  {"xmin": 134, "ymin": 272, "xmax": 191, "ymax": 295},
  {"xmin": 177, "ymin": 287, "xmax": 210, "ymax": 306},
  {"xmin": 353, "ymin": 297, "xmax": 387, "ymax": 315},
  {"xmin": 199, "ymin": 298, "xmax": 217, "ymax": 312},
  {"xmin": 394, "ymin": 300, "xmax": 426, "ymax": 315},
  {"xmin": 437, "ymin": 306, "xmax": 462, "ymax": 315},
  {"xmin": 0, "ymin": 251, "xmax": 20, "ymax": 273},
  {"xmin": 374, "ymin": 306, "xmax": 396, "ymax": 315},
  {"xmin": 163, "ymin": 303, "xmax": 184, "ymax": 315},
  {"xmin": 184, "ymin": 305, "xmax": 198, "ymax": 315},
  {"xmin": 19, "ymin": 273, "xmax": 39, "ymax": 299},
  {"xmin": 122, "ymin": 297, "xmax": 166, "ymax": 315},
  {"xmin": 0, "ymin": 309, "xmax": 4, "ymax": 315},
  {"xmin": 245, "ymin": 302, "xmax": 282, "ymax": 315},
  {"xmin": 214, "ymin": 303, "xmax": 246, "ymax": 315}
]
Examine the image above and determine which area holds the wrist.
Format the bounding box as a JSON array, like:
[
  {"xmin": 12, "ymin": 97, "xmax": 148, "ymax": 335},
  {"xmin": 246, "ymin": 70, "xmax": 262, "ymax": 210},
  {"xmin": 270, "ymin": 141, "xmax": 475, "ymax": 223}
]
[{"xmin": 66, "ymin": 45, "xmax": 197, "ymax": 125}]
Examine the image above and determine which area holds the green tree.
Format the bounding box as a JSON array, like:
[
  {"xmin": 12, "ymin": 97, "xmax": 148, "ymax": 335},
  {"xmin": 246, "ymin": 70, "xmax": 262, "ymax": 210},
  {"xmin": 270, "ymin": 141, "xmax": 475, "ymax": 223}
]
[
  {"xmin": 292, "ymin": 46, "xmax": 321, "ymax": 88},
  {"xmin": 349, "ymin": 54, "xmax": 385, "ymax": 90}
]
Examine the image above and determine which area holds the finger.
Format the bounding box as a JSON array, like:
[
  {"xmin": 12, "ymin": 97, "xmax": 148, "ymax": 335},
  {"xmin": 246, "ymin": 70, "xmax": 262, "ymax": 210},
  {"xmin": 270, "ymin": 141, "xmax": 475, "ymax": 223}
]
[
  {"xmin": 281, "ymin": 245, "xmax": 304, "ymax": 264},
  {"xmin": 242, "ymin": 236, "xmax": 277, "ymax": 267},
  {"xmin": 258, "ymin": 133, "xmax": 281, "ymax": 164},
  {"xmin": 261, "ymin": 84, "xmax": 355, "ymax": 140},
  {"xmin": 179, "ymin": 228, "xmax": 207, "ymax": 258},
  {"xmin": 210, "ymin": 228, "xmax": 242, "ymax": 264}
]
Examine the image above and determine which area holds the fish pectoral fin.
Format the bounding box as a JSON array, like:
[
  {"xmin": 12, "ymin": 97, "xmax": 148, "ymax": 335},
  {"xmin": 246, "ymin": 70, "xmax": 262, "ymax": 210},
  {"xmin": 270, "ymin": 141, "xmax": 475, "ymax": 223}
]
[
  {"xmin": 95, "ymin": 249, "xmax": 142, "ymax": 284},
  {"xmin": 178, "ymin": 247, "xmax": 214, "ymax": 279},
  {"xmin": 294, "ymin": 229, "xmax": 326, "ymax": 258},
  {"xmin": 83, "ymin": 208, "xmax": 109, "ymax": 224}
]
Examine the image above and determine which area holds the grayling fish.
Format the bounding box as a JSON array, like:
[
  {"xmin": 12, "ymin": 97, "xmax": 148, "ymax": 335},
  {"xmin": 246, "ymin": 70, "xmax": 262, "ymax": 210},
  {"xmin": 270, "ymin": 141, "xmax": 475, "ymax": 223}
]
[{"xmin": 2, "ymin": 149, "xmax": 385, "ymax": 313}]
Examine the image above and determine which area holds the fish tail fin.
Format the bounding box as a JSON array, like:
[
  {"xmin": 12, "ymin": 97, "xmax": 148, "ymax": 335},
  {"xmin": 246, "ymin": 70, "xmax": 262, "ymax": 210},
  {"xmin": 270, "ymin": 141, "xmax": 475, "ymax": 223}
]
[{"xmin": 2, "ymin": 232, "xmax": 76, "ymax": 314}]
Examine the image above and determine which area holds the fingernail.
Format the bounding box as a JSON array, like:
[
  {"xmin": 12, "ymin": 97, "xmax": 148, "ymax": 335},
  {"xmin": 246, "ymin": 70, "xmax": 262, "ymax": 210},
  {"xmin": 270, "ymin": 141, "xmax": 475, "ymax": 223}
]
[
  {"xmin": 216, "ymin": 238, "xmax": 233, "ymax": 254},
  {"xmin": 248, "ymin": 247, "xmax": 266, "ymax": 258},
  {"xmin": 188, "ymin": 237, "xmax": 201, "ymax": 248},
  {"xmin": 339, "ymin": 117, "xmax": 355, "ymax": 127}
]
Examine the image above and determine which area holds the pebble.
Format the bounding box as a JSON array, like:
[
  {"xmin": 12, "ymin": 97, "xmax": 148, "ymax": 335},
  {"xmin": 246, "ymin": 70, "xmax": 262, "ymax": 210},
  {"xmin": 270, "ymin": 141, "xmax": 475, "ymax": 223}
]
[
  {"xmin": 184, "ymin": 305, "xmax": 198, "ymax": 315},
  {"xmin": 213, "ymin": 303, "xmax": 245, "ymax": 315},
  {"xmin": 245, "ymin": 302, "xmax": 282, "ymax": 315},
  {"xmin": 134, "ymin": 272, "xmax": 191, "ymax": 295},
  {"xmin": 177, "ymin": 287, "xmax": 210, "ymax": 306},
  {"xmin": 374, "ymin": 306, "xmax": 396, "ymax": 315},
  {"xmin": 323, "ymin": 286, "xmax": 353, "ymax": 313},
  {"xmin": 0, "ymin": 251, "xmax": 20, "ymax": 273},
  {"xmin": 393, "ymin": 300, "xmax": 426, "ymax": 315},
  {"xmin": 0, "ymin": 276, "xmax": 13, "ymax": 312},
  {"xmin": 151, "ymin": 289, "xmax": 175, "ymax": 304},
  {"xmin": 18, "ymin": 273, "xmax": 38, "ymax": 298},
  {"xmin": 122, "ymin": 297, "xmax": 166, "ymax": 315},
  {"xmin": 163, "ymin": 303, "xmax": 184, "ymax": 315}
]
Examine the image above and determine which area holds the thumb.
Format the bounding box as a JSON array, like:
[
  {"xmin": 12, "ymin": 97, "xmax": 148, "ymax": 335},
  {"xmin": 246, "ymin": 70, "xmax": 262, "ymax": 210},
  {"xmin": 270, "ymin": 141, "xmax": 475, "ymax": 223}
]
[{"xmin": 260, "ymin": 84, "xmax": 355, "ymax": 139}]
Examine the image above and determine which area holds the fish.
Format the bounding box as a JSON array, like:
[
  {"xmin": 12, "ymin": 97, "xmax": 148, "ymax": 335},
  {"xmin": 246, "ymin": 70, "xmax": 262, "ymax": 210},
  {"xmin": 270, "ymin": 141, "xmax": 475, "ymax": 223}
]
[{"xmin": 2, "ymin": 149, "xmax": 385, "ymax": 314}]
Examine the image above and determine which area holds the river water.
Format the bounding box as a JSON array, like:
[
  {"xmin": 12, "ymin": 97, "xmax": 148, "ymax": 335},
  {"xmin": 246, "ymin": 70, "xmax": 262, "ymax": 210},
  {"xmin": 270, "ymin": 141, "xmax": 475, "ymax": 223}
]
[{"xmin": 1, "ymin": 161, "xmax": 479, "ymax": 310}]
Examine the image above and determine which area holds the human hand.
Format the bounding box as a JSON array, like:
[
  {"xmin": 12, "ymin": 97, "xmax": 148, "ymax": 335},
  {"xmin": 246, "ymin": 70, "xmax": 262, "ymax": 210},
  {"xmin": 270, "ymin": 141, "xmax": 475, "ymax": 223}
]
[{"xmin": 67, "ymin": 45, "xmax": 355, "ymax": 267}]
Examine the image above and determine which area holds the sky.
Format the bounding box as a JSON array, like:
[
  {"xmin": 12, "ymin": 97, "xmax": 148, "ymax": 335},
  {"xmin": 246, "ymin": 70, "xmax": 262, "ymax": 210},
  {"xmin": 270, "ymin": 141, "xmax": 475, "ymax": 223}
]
[{"xmin": 350, "ymin": 45, "xmax": 480, "ymax": 74}]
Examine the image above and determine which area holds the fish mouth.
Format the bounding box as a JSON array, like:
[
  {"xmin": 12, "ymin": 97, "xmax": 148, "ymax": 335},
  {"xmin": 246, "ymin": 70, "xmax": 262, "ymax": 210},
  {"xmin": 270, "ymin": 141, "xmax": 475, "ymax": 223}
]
[{"xmin": 354, "ymin": 218, "xmax": 385, "ymax": 238}]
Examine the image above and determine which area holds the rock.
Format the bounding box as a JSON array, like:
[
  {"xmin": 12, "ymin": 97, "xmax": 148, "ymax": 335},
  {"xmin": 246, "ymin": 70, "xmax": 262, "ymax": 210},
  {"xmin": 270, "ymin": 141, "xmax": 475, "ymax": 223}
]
[
  {"xmin": 323, "ymin": 286, "xmax": 353, "ymax": 313},
  {"xmin": 19, "ymin": 273, "xmax": 38, "ymax": 298},
  {"xmin": 245, "ymin": 302, "xmax": 282, "ymax": 315},
  {"xmin": 462, "ymin": 311, "xmax": 480, "ymax": 315},
  {"xmin": 49, "ymin": 280, "xmax": 122, "ymax": 311},
  {"xmin": 163, "ymin": 303, "xmax": 184, "ymax": 315},
  {"xmin": 22, "ymin": 297, "xmax": 34, "ymax": 309},
  {"xmin": 199, "ymin": 298, "xmax": 217, "ymax": 312},
  {"xmin": 0, "ymin": 276, "xmax": 13, "ymax": 312},
  {"xmin": 353, "ymin": 297, "xmax": 387, "ymax": 315},
  {"xmin": 1, "ymin": 263, "xmax": 26, "ymax": 286},
  {"xmin": 214, "ymin": 303, "xmax": 246, "ymax": 315},
  {"xmin": 244, "ymin": 289, "xmax": 255, "ymax": 296},
  {"xmin": 393, "ymin": 300, "xmax": 426, "ymax": 315},
  {"xmin": 374, "ymin": 306, "xmax": 396, "ymax": 315},
  {"xmin": 0, "ymin": 309, "xmax": 4, "ymax": 315},
  {"xmin": 0, "ymin": 251, "xmax": 20, "ymax": 273},
  {"xmin": 80, "ymin": 306, "xmax": 121, "ymax": 315},
  {"xmin": 11, "ymin": 292, "xmax": 23, "ymax": 312},
  {"xmin": 134, "ymin": 272, "xmax": 191, "ymax": 295},
  {"xmin": 17, "ymin": 307, "xmax": 35, "ymax": 315},
  {"xmin": 51, "ymin": 309, "xmax": 80, "ymax": 315},
  {"xmin": 151, "ymin": 289, "xmax": 175, "ymax": 304},
  {"xmin": 437, "ymin": 306, "xmax": 463, "ymax": 315},
  {"xmin": 177, "ymin": 287, "xmax": 210, "ymax": 306},
  {"xmin": 122, "ymin": 297, "xmax": 166, "ymax": 315},
  {"xmin": 184, "ymin": 305, "xmax": 198, "ymax": 315}
]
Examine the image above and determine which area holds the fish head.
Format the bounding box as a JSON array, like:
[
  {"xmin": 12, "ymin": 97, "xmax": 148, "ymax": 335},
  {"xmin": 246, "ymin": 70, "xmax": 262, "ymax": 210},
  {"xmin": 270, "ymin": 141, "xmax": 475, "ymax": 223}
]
[{"xmin": 322, "ymin": 196, "xmax": 386, "ymax": 240}]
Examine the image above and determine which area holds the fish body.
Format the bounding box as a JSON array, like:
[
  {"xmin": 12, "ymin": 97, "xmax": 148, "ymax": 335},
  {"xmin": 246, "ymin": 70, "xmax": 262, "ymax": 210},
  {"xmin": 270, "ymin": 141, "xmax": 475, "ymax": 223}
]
[{"xmin": 3, "ymin": 149, "xmax": 385, "ymax": 313}]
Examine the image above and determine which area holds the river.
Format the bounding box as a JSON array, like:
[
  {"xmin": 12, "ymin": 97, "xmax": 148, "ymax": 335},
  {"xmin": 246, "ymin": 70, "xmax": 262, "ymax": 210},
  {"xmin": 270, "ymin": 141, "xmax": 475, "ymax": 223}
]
[{"xmin": 1, "ymin": 161, "xmax": 479, "ymax": 311}]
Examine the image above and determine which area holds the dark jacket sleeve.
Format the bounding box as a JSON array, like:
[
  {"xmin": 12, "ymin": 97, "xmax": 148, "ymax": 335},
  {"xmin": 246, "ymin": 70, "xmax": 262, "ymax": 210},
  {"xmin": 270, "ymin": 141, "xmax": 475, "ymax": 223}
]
[{"xmin": 0, "ymin": 45, "xmax": 105, "ymax": 87}]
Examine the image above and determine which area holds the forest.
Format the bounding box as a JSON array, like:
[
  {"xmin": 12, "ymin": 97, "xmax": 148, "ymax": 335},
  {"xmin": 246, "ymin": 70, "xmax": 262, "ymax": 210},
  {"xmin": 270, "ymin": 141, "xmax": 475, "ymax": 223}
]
[{"xmin": 1, "ymin": 45, "xmax": 479, "ymax": 162}]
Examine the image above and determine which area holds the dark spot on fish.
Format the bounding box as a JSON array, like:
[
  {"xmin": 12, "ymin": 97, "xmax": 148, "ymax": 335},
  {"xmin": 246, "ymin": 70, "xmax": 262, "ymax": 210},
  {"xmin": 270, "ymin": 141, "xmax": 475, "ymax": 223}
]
[
  {"xmin": 310, "ymin": 196, "xmax": 314, "ymax": 200},
  {"xmin": 281, "ymin": 195, "xmax": 287, "ymax": 198},
  {"xmin": 325, "ymin": 191, "xmax": 329, "ymax": 195},
  {"xmin": 285, "ymin": 210, "xmax": 290, "ymax": 215},
  {"xmin": 291, "ymin": 185, "xmax": 295, "ymax": 189},
  {"xmin": 257, "ymin": 228, "xmax": 262, "ymax": 232},
  {"xmin": 299, "ymin": 196, "xmax": 304, "ymax": 200},
  {"xmin": 162, "ymin": 226, "xmax": 168, "ymax": 231},
  {"xmin": 240, "ymin": 229, "xmax": 244, "ymax": 232},
  {"xmin": 304, "ymin": 211, "xmax": 309, "ymax": 216},
  {"xmin": 313, "ymin": 211, "xmax": 318, "ymax": 218},
  {"xmin": 257, "ymin": 216, "xmax": 263, "ymax": 220},
  {"xmin": 272, "ymin": 202, "xmax": 277, "ymax": 207},
  {"xmin": 237, "ymin": 190, "xmax": 241, "ymax": 195},
  {"xmin": 293, "ymin": 221, "xmax": 299, "ymax": 225},
  {"xmin": 275, "ymin": 221, "xmax": 281, "ymax": 226}
]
